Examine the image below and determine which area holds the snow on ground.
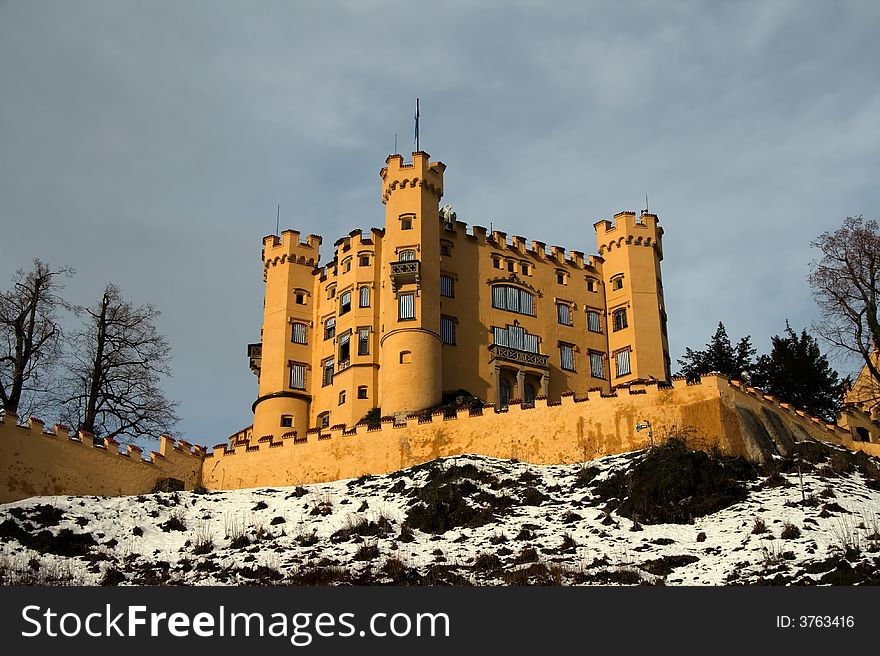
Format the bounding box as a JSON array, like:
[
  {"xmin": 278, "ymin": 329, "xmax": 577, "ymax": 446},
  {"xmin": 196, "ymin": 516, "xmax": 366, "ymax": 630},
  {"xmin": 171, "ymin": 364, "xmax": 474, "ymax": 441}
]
[{"xmin": 2, "ymin": 443, "xmax": 879, "ymax": 586}]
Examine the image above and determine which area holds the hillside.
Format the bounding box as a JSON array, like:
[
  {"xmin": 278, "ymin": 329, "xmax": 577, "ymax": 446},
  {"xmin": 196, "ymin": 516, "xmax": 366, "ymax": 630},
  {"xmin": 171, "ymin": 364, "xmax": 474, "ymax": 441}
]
[{"xmin": 2, "ymin": 438, "xmax": 879, "ymax": 586}]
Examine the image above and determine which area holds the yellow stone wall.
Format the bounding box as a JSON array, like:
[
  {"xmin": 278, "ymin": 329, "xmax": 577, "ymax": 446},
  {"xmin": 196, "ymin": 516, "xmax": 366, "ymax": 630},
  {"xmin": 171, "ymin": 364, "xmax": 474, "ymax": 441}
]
[{"xmin": 0, "ymin": 414, "xmax": 203, "ymax": 503}]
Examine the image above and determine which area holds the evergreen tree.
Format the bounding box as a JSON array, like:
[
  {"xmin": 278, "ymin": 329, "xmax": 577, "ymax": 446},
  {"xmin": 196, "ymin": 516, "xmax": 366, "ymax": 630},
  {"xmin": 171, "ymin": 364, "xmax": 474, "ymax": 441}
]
[
  {"xmin": 677, "ymin": 322, "xmax": 755, "ymax": 381},
  {"xmin": 751, "ymin": 323, "xmax": 844, "ymax": 422}
]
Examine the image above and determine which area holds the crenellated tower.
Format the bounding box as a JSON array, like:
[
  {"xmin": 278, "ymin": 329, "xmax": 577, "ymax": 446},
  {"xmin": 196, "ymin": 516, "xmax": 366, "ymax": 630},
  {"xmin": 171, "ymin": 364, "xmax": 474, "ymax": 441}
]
[
  {"xmin": 377, "ymin": 152, "xmax": 446, "ymax": 415},
  {"xmin": 594, "ymin": 211, "xmax": 670, "ymax": 383},
  {"xmin": 251, "ymin": 230, "xmax": 321, "ymax": 440}
]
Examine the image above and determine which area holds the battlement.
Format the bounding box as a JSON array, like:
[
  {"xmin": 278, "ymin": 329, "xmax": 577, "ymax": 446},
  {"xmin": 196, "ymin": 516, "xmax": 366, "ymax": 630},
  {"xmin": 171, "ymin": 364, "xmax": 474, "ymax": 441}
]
[
  {"xmin": 380, "ymin": 151, "xmax": 445, "ymax": 204},
  {"xmin": 262, "ymin": 229, "xmax": 322, "ymax": 268},
  {"xmin": 594, "ymin": 211, "xmax": 663, "ymax": 256}
]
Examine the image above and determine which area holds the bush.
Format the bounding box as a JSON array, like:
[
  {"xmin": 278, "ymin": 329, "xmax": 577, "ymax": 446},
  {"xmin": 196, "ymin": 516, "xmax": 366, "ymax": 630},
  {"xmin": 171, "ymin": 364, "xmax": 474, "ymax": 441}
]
[{"xmin": 780, "ymin": 522, "xmax": 801, "ymax": 540}]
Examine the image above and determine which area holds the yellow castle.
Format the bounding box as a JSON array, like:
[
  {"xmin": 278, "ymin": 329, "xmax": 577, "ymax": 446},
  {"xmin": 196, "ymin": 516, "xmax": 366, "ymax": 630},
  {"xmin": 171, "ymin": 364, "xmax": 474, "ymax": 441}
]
[{"xmin": 248, "ymin": 151, "xmax": 671, "ymax": 441}]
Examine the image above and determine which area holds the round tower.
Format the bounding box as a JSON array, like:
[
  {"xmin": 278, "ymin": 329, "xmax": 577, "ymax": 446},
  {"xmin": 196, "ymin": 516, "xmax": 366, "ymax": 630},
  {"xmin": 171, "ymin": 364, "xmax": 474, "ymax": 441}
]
[
  {"xmin": 251, "ymin": 230, "xmax": 321, "ymax": 440},
  {"xmin": 377, "ymin": 152, "xmax": 445, "ymax": 416}
]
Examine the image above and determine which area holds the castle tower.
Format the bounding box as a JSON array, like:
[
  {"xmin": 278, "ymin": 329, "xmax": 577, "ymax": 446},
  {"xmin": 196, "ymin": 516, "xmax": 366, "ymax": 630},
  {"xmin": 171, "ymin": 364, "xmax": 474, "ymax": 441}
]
[
  {"xmin": 594, "ymin": 212, "xmax": 670, "ymax": 383},
  {"xmin": 251, "ymin": 230, "xmax": 321, "ymax": 439},
  {"xmin": 377, "ymin": 152, "xmax": 445, "ymax": 415}
]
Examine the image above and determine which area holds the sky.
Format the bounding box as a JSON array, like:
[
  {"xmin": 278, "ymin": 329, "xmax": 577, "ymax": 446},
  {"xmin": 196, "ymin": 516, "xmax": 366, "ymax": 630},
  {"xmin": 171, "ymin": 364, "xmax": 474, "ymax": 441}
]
[{"xmin": 1, "ymin": 1, "xmax": 879, "ymax": 446}]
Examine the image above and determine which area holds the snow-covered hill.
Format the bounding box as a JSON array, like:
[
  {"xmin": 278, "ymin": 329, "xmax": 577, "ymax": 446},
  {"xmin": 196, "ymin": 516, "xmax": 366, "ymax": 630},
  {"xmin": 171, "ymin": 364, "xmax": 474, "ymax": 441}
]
[{"xmin": 2, "ymin": 439, "xmax": 879, "ymax": 586}]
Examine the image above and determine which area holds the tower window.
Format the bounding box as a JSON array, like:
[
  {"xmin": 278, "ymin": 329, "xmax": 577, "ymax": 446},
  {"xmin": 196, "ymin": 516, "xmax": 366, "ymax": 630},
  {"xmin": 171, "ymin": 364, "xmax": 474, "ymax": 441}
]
[
  {"xmin": 521, "ymin": 263, "xmax": 530, "ymax": 276},
  {"xmin": 322, "ymin": 358, "xmax": 334, "ymax": 386},
  {"xmin": 440, "ymin": 243, "xmax": 451, "ymax": 257},
  {"xmin": 295, "ymin": 292, "xmax": 306, "ymax": 305},
  {"xmin": 327, "ymin": 286, "xmax": 336, "ymax": 299},
  {"xmin": 612, "ymin": 308, "xmax": 628, "ymax": 332},
  {"xmin": 280, "ymin": 415, "xmax": 293, "ymax": 428},
  {"xmin": 342, "ymin": 257, "xmax": 352, "ymax": 273},
  {"xmin": 399, "ymin": 350, "xmax": 412, "ymax": 364},
  {"xmin": 586, "ymin": 279, "xmax": 596, "ymax": 292},
  {"xmin": 589, "ymin": 351, "xmax": 605, "ymax": 379},
  {"xmin": 358, "ymin": 327, "xmax": 370, "ymax": 355},
  {"xmin": 556, "ymin": 302, "xmax": 573, "ymax": 326},
  {"xmin": 399, "ymin": 249, "xmax": 416, "ymax": 262},
  {"xmin": 587, "ymin": 309, "xmax": 602, "ymax": 333},
  {"xmin": 324, "ymin": 317, "xmax": 336, "ymax": 340},
  {"xmin": 338, "ymin": 331, "xmax": 351, "ymax": 363},
  {"xmin": 339, "ymin": 290, "xmax": 352, "ymax": 315},
  {"xmin": 359, "ymin": 285, "xmax": 370, "ymax": 307},
  {"xmin": 289, "ymin": 363, "xmax": 306, "ymax": 390},
  {"xmin": 338, "ymin": 390, "xmax": 346, "ymax": 405},
  {"xmin": 318, "ymin": 412, "xmax": 330, "ymax": 429},
  {"xmin": 441, "ymin": 316, "xmax": 456, "ymax": 345},
  {"xmin": 560, "ymin": 343, "xmax": 576, "ymax": 371},
  {"xmin": 611, "ymin": 275, "xmax": 624, "ymax": 291},
  {"xmin": 400, "ymin": 214, "xmax": 414, "ymax": 230},
  {"xmin": 360, "ymin": 255, "xmax": 370, "ymax": 266},
  {"xmin": 440, "ymin": 274, "xmax": 455, "ymax": 298},
  {"xmin": 398, "ymin": 293, "xmax": 416, "ymax": 320},
  {"xmin": 615, "ymin": 349, "xmax": 632, "ymax": 377},
  {"xmin": 291, "ymin": 322, "xmax": 307, "ymax": 344},
  {"xmin": 357, "ymin": 386, "xmax": 368, "ymax": 399}
]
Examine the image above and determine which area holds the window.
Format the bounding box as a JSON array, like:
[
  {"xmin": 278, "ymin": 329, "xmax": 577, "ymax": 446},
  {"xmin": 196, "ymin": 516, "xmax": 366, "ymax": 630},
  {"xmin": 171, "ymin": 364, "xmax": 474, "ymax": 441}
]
[
  {"xmin": 440, "ymin": 243, "xmax": 451, "ymax": 257},
  {"xmin": 289, "ymin": 363, "xmax": 306, "ymax": 390},
  {"xmin": 524, "ymin": 383, "xmax": 536, "ymax": 404},
  {"xmin": 557, "ymin": 302, "xmax": 573, "ymax": 326},
  {"xmin": 440, "ymin": 274, "xmax": 454, "ymax": 298},
  {"xmin": 338, "ymin": 390, "xmax": 346, "ymax": 405},
  {"xmin": 327, "ymin": 286, "xmax": 336, "ymax": 299},
  {"xmin": 339, "ymin": 290, "xmax": 352, "ymax": 315},
  {"xmin": 589, "ymin": 351, "xmax": 605, "ymax": 379},
  {"xmin": 400, "ymin": 216, "xmax": 413, "ymax": 230},
  {"xmin": 557, "ymin": 272, "xmax": 567, "ymax": 285},
  {"xmin": 360, "ymin": 255, "xmax": 370, "ymax": 266},
  {"xmin": 441, "ymin": 316, "xmax": 456, "ymax": 345},
  {"xmin": 856, "ymin": 427, "xmax": 870, "ymax": 442},
  {"xmin": 324, "ymin": 317, "xmax": 336, "ymax": 340},
  {"xmin": 507, "ymin": 260, "xmax": 515, "ymax": 273},
  {"xmin": 587, "ymin": 309, "xmax": 602, "ymax": 333},
  {"xmin": 291, "ymin": 322, "xmax": 307, "ymax": 344},
  {"xmin": 499, "ymin": 377, "xmax": 510, "ymax": 408},
  {"xmin": 318, "ymin": 412, "xmax": 330, "ymax": 429},
  {"xmin": 399, "ymin": 350, "xmax": 412, "ymax": 364},
  {"xmin": 357, "ymin": 386, "xmax": 368, "ymax": 399},
  {"xmin": 560, "ymin": 343, "xmax": 575, "ymax": 371},
  {"xmin": 491, "ymin": 285, "xmax": 535, "ymax": 316},
  {"xmin": 521, "ymin": 263, "xmax": 530, "ymax": 275},
  {"xmin": 615, "ymin": 349, "xmax": 631, "ymax": 377},
  {"xmin": 359, "ymin": 286, "xmax": 370, "ymax": 307},
  {"xmin": 398, "ymin": 293, "xmax": 415, "ymax": 320},
  {"xmin": 322, "ymin": 358, "xmax": 334, "ymax": 386},
  {"xmin": 280, "ymin": 415, "xmax": 293, "ymax": 428},
  {"xmin": 358, "ymin": 327, "xmax": 370, "ymax": 355},
  {"xmin": 295, "ymin": 292, "xmax": 306, "ymax": 305},
  {"xmin": 399, "ymin": 249, "xmax": 416, "ymax": 261},
  {"xmin": 342, "ymin": 257, "xmax": 351, "ymax": 273},
  {"xmin": 612, "ymin": 308, "xmax": 628, "ymax": 332},
  {"xmin": 493, "ymin": 324, "xmax": 539, "ymax": 353},
  {"xmin": 338, "ymin": 331, "xmax": 351, "ymax": 363},
  {"xmin": 586, "ymin": 279, "xmax": 596, "ymax": 293},
  {"xmin": 611, "ymin": 275, "xmax": 624, "ymax": 291},
  {"xmin": 492, "ymin": 258, "xmax": 501, "ymax": 269}
]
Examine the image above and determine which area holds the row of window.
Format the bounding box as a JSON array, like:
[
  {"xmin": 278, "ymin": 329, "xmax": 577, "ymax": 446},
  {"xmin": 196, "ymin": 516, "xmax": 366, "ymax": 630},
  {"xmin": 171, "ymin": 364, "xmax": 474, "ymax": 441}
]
[{"xmin": 558, "ymin": 345, "xmax": 631, "ymax": 378}]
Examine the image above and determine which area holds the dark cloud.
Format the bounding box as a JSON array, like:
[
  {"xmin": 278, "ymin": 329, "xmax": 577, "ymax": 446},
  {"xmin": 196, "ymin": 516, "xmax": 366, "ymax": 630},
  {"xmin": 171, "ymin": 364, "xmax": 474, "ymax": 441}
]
[{"xmin": 2, "ymin": 1, "xmax": 879, "ymax": 443}]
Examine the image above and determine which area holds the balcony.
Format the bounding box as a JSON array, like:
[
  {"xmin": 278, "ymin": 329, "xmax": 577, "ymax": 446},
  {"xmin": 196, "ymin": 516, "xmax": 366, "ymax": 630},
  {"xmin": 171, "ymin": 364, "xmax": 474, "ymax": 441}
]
[
  {"xmin": 390, "ymin": 259, "xmax": 421, "ymax": 292},
  {"xmin": 488, "ymin": 344, "xmax": 550, "ymax": 369},
  {"xmin": 247, "ymin": 342, "xmax": 262, "ymax": 375}
]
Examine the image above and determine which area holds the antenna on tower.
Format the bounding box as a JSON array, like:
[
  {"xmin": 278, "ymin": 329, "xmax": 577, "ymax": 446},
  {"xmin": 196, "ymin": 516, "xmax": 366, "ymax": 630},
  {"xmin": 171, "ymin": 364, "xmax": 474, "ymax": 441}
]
[
  {"xmin": 645, "ymin": 194, "xmax": 649, "ymax": 213},
  {"xmin": 276, "ymin": 204, "xmax": 280, "ymax": 236},
  {"xmin": 394, "ymin": 132, "xmax": 398, "ymax": 155},
  {"xmin": 414, "ymin": 98, "xmax": 420, "ymax": 152}
]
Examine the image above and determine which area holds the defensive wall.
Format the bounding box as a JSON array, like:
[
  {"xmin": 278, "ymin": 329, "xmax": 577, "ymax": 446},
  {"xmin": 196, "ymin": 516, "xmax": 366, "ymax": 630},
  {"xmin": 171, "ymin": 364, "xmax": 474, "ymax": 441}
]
[{"xmin": 2, "ymin": 375, "xmax": 879, "ymax": 502}]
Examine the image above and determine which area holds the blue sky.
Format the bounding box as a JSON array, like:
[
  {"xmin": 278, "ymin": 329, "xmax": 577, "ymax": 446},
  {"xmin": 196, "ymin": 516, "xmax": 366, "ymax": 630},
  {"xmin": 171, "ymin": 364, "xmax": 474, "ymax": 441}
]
[{"xmin": 2, "ymin": 1, "xmax": 879, "ymax": 445}]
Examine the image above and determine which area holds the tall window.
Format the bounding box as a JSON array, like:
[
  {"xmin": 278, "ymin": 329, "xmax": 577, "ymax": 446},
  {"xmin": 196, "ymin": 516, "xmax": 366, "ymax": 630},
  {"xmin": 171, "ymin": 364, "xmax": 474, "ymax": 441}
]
[
  {"xmin": 324, "ymin": 317, "xmax": 336, "ymax": 340},
  {"xmin": 493, "ymin": 324, "xmax": 539, "ymax": 353},
  {"xmin": 358, "ymin": 327, "xmax": 370, "ymax": 355},
  {"xmin": 322, "ymin": 358, "xmax": 334, "ymax": 386},
  {"xmin": 339, "ymin": 290, "xmax": 351, "ymax": 315},
  {"xmin": 289, "ymin": 363, "xmax": 306, "ymax": 390},
  {"xmin": 359, "ymin": 286, "xmax": 370, "ymax": 307},
  {"xmin": 398, "ymin": 293, "xmax": 415, "ymax": 320},
  {"xmin": 338, "ymin": 331, "xmax": 351, "ymax": 363},
  {"xmin": 499, "ymin": 377, "xmax": 510, "ymax": 408},
  {"xmin": 589, "ymin": 351, "xmax": 604, "ymax": 379},
  {"xmin": 491, "ymin": 285, "xmax": 535, "ymax": 316},
  {"xmin": 441, "ymin": 316, "xmax": 456, "ymax": 345},
  {"xmin": 342, "ymin": 257, "xmax": 351, "ymax": 273},
  {"xmin": 560, "ymin": 343, "xmax": 575, "ymax": 371},
  {"xmin": 586, "ymin": 279, "xmax": 596, "ymax": 292},
  {"xmin": 291, "ymin": 322, "xmax": 307, "ymax": 344},
  {"xmin": 521, "ymin": 263, "xmax": 530, "ymax": 276},
  {"xmin": 557, "ymin": 302, "xmax": 573, "ymax": 326},
  {"xmin": 615, "ymin": 349, "xmax": 631, "ymax": 377},
  {"xmin": 611, "ymin": 275, "xmax": 624, "ymax": 291},
  {"xmin": 612, "ymin": 308, "xmax": 628, "ymax": 332},
  {"xmin": 440, "ymin": 274, "xmax": 454, "ymax": 298},
  {"xmin": 587, "ymin": 309, "xmax": 602, "ymax": 333},
  {"xmin": 338, "ymin": 390, "xmax": 346, "ymax": 405},
  {"xmin": 399, "ymin": 249, "xmax": 416, "ymax": 261}
]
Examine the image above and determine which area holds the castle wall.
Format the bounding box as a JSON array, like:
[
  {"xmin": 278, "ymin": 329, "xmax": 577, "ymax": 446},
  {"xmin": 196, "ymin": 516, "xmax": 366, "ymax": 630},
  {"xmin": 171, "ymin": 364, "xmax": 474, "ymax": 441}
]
[
  {"xmin": 201, "ymin": 375, "xmax": 880, "ymax": 491},
  {"xmin": 0, "ymin": 415, "xmax": 204, "ymax": 503}
]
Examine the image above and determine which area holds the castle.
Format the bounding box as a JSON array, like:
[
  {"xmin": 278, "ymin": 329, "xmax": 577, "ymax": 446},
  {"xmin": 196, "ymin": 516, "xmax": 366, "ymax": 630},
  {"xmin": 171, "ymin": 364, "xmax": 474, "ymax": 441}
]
[{"xmin": 248, "ymin": 151, "xmax": 671, "ymax": 442}]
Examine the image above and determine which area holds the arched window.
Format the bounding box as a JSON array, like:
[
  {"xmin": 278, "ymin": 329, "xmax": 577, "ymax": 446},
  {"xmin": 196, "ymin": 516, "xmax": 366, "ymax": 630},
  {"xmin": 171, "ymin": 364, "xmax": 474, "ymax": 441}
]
[
  {"xmin": 317, "ymin": 412, "xmax": 330, "ymax": 429},
  {"xmin": 399, "ymin": 249, "xmax": 416, "ymax": 261},
  {"xmin": 612, "ymin": 308, "xmax": 628, "ymax": 332}
]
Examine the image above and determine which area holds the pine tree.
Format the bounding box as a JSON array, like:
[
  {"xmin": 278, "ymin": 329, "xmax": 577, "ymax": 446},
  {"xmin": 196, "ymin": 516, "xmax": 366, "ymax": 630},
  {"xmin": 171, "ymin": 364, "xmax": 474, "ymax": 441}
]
[
  {"xmin": 677, "ymin": 322, "xmax": 755, "ymax": 381},
  {"xmin": 751, "ymin": 323, "xmax": 844, "ymax": 422}
]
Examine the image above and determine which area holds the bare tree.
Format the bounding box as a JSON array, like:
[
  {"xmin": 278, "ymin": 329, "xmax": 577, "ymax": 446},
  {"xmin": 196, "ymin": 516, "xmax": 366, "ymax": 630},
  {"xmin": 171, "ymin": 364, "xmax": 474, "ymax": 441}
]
[
  {"xmin": 61, "ymin": 284, "xmax": 179, "ymax": 443},
  {"xmin": 809, "ymin": 215, "xmax": 880, "ymax": 413},
  {"xmin": 0, "ymin": 260, "xmax": 73, "ymax": 419}
]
